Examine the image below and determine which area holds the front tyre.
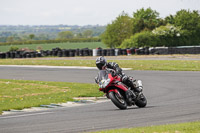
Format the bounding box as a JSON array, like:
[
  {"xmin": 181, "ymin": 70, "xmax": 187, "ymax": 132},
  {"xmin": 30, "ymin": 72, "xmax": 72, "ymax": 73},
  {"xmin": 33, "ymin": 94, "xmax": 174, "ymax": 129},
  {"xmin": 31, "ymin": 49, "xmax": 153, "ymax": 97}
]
[
  {"xmin": 109, "ymin": 91, "xmax": 127, "ymax": 110},
  {"xmin": 135, "ymin": 93, "xmax": 147, "ymax": 108}
]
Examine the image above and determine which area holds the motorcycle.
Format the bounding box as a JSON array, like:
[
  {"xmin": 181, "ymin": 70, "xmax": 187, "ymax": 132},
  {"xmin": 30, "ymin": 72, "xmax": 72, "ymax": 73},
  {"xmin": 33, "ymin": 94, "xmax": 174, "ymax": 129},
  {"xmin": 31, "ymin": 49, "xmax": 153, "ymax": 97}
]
[{"xmin": 95, "ymin": 69, "xmax": 147, "ymax": 110}]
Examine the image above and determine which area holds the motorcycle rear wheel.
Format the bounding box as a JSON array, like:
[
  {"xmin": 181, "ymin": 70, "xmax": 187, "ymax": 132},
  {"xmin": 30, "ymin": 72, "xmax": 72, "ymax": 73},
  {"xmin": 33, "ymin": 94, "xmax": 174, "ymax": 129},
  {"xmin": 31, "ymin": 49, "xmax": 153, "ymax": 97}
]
[
  {"xmin": 135, "ymin": 93, "xmax": 147, "ymax": 108},
  {"xmin": 109, "ymin": 91, "xmax": 127, "ymax": 110}
]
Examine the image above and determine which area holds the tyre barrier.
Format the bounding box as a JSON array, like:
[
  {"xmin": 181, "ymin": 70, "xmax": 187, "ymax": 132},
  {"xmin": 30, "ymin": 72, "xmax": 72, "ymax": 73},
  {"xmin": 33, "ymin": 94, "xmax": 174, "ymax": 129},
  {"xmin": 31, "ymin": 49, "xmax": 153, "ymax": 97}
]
[
  {"xmin": 149, "ymin": 47, "xmax": 200, "ymax": 55},
  {"xmin": 1, "ymin": 46, "xmax": 200, "ymax": 59}
]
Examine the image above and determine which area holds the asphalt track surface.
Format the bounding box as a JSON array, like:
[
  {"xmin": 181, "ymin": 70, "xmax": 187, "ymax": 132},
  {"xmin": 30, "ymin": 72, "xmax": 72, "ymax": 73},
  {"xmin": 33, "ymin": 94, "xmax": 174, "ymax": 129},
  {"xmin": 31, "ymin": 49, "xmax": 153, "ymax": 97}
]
[{"xmin": 0, "ymin": 66, "xmax": 200, "ymax": 133}]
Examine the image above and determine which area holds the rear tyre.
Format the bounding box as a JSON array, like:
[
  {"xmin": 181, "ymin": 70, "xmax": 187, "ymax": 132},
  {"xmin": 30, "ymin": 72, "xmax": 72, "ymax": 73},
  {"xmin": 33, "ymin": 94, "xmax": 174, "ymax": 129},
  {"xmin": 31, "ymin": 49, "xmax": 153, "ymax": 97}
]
[
  {"xmin": 135, "ymin": 93, "xmax": 147, "ymax": 108},
  {"xmin": 109, "ymin": 91, "xmax": 127, "ymax": 110}
]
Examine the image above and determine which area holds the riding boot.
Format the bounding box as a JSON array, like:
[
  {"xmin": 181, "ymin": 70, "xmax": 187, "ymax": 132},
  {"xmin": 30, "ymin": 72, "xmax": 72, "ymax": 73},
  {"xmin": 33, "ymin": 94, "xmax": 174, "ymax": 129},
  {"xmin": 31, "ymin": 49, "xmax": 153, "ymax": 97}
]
[
  {"xmin": 125, "ymin": 90, "xmax": 136, "ymax": 104},
  {"xmin": 129, "ymin": 80, "xmax": 142, "ymax": 92}
]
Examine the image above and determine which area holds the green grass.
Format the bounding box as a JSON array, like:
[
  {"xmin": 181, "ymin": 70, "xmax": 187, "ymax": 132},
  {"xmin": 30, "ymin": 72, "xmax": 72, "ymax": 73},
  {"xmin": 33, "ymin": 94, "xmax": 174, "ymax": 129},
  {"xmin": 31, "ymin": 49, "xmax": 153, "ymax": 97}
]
[
  {"xmin": 0, "ymin": 59, "xmax": 200, "ymax": 71},
  {"xmin": 89, "ymin": 121, "xmax": 200, "ymax": 133},
  {"xmin": 0, "ymin": 79, "xmax": 102, "ymax": 114},
  {"xmin": 0, "ymin": 42, "xmax": 106, "ymax": 52}
]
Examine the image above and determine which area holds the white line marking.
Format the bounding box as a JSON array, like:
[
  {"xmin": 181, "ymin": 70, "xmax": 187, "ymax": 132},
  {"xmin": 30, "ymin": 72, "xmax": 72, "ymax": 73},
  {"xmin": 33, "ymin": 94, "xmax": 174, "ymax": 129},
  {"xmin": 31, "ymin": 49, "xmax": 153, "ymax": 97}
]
[
  {"xmin": 0, "ymin": 65, "xmax": 132, "ymax": 70},
  {"xmin": 0, "ymin": 112, "xmax": 52, "ymax": 119}
]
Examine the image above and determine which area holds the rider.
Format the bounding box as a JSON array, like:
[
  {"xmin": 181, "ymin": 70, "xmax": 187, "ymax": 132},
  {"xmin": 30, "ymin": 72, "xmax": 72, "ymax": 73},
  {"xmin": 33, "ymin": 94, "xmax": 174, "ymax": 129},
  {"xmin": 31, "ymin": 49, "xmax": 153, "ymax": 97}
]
[{"xmin": 95, "ymin": 56, "xmax": 142, "ymax": 103}]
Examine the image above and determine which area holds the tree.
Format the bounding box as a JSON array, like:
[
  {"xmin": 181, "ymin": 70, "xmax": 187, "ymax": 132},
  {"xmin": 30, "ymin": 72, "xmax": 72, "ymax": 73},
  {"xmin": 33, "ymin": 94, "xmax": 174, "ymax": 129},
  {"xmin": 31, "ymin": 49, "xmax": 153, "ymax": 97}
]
[
  {"xmin": 57, "ymin": 31, "xmax": 74, "ymax": 39},
  {"xmin": 29, "ymin": 34, "xmax": 35, "ymax": 40},
  {"xmin": 132, "ymin": 8, "xmax": 163, "ymax": 34},
  {"xmin": 152, "ymin": 24, "xmax": 182, "ymax": 46},
  {"xmin": 173, "ymin": 9, "xmax": 200, "ymax": 45},
  {"xmin": 76, "ymin": 33, "xmax": 83, "ymax": 38},
  {"xmin": 101, "ymin": 12, "xmax": 133, "ymax": 48},
  {"xmin": 165, "ymin": 15, "xmax": 175, "ymax": 25},
  {"xmin": 82, "ymin": 30, "xmax": 93, "ymax": 38},
  {"xmin": 6, "ymin": 36, "xmax": 14, "ymax": 42},
  {"xmin": 174, "ymin": 10, "xmax": 200, "ymax": 32}
]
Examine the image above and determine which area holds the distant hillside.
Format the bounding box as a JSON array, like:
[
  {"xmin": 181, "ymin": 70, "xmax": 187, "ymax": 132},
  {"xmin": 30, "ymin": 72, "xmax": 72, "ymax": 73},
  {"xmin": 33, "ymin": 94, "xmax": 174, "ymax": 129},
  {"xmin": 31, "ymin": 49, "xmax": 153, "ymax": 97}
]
[{"xmin": 0, "ymin": 25, "xmax": 106, "ymax": 42}]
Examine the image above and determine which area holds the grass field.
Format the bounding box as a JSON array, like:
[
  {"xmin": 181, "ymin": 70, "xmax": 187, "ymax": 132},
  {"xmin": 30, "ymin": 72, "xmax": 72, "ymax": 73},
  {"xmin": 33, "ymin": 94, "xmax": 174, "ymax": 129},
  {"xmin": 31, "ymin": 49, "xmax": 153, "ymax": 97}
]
[
  {"xmin": 0, "ymin": 79, "xmax": 102, "ymax": 114},
  {"xmin": 89, "ymin": 121, "xmax": 200, "ymax": 133},
  {"xmin": 0, "ymin": 59, "xmax": 200, "ymax": 71},
  {"xmin": 0, "ymin": 42, "xmax": 106, "ymax": 52}
]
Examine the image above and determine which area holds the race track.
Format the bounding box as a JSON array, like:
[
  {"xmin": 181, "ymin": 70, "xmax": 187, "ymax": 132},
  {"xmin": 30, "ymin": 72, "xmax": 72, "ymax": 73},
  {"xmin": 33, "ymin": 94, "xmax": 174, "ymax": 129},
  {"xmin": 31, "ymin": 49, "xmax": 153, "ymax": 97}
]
[{"xmin": 0, "ymin": 66, "xmax": 200, "ymax": 133}]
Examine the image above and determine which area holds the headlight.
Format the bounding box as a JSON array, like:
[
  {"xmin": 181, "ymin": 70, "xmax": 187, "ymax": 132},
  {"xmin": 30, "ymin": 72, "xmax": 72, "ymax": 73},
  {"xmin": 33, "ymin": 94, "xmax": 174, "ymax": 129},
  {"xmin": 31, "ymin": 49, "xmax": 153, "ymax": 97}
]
[{"xmin": 99, "ymin": 79, "xmax": 110, "ymax": 88}]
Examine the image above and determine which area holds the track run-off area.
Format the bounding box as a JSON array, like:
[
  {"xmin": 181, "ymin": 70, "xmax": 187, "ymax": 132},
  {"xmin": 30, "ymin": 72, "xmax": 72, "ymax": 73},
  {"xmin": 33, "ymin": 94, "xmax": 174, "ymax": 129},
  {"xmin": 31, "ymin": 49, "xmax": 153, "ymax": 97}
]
[{"xmin": 0, "ymin": 65, "xmax": 200, "ymax": 133}]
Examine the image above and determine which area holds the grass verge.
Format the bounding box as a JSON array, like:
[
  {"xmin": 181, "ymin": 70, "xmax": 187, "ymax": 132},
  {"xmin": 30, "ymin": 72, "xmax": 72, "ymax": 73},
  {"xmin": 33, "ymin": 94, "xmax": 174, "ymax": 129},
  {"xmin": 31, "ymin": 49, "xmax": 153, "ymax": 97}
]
[
  {"xmin": 0, "ymin": 42, "xmax": 106, "ymax": 52},
  {"xmin": 89, "ymin": 121, "xmax": 200, "ymax": 133},
  {"xmin": 0, "ymin": 79, "xmax": 102, "ymax": 114},
  {"xmin": 0, "ymin": 59, "xmax": 200, "ymax": 71}
]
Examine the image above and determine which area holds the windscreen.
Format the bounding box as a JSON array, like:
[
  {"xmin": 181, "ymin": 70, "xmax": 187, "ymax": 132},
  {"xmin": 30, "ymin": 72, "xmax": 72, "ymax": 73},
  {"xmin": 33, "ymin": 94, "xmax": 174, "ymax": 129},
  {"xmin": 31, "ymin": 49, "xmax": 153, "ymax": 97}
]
[{"xmin": 97, "ymin": 70, "xmax": 109, "ymax": 83}]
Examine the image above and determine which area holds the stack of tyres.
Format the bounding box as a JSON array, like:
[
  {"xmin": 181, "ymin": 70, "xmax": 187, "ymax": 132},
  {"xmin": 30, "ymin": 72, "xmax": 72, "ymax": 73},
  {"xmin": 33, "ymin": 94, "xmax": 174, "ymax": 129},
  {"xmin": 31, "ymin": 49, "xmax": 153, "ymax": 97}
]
[
  {"xmin": 52, "ymin": 51, "xmax": 57, "ymax": 56},
  {"xmin": 194, "ymin": 47, "xmax": 200, "ymax": 54},
  {"xmin": 41, "ymin": 50, "xmax": 48, "ymax": 57},
  {"xmin": 121, "ymin": 49, "xmax": 127, "ymax": 55},
  {"xmin": 62, "ymin": 49, "xmax": 69, "ymax": 57},
  {"xmin": 93, "ymin": 49, "xmax": 98, "ymax": 56},
  {"xmin": 30, "ymin": 52, "xmax": 36, "ymax": 58},
  {"xmin": 52, "ymin": 47, "xmax": 62, "ymax": 56},
  {"xmin": 26, "ymin": 53, "xmax": 31, "ymax": 58},
  {"xmin": 116, "ymin": 48, "xmax": 122, "ymax": 56},
  {"xmin": 83, "ymin": 48, "xmax": 89, "ymax": 56},
  {"xmin": 23, "ymin": 52, "xmax": 27, "ymax": 58},
  {"xmin": 0, "ymin": 53, "xmax": 6, "ymax": 59},
  {"xmin": 69, "ymin": 49, "xmax": 75, "ymax": 57},
  {"xmin": 135, "ymin": 48, "xmax": 146, "ymax": 55},
  {"xmin": 10, "ymin": 52, "xmax": 15, "ymax": 58},
  {"xmin": 144, "ymin": 47, "xmax": 149, "ymax": 55},
  {"xmin": 46, "ymin": 50, "xmax": 51, "ymax": 56},
  {"xmin": 102, "ymin": 49, "xmax": 107, "ymax": 56},
  {"xmin": 89, "ymin": 49, "xmax": 93, "ymax": 56},
  {"xmin": 106, "ymin": 49, "xmax": 115, "ymax": 56},
  {"xmin": 6, "ymin": 52, "xmax": 11, "ymax": 58},
  {"xmin": 36, "ymin": 53, "xmax": 42, "ymax": 57},
  {"xmin": 184, "ymin": 47, "xmax": 195, "ymax": 54},
  {"xmin": 15, "ymin": 51, "xmax": 22, "ymax": 58},
  {"xmin": 97, "ymin": 49, "xmax": 102, "ymax": 56},
  {"xmin": 126, "ymin": 49, "xmax": 132, "ymax": 55},
  {"xmin": 106, "ymin": 49, "xmax": 110, "ymax": 56},
  {"xmin": 170, "ymin": 47, "xmax": 180, "ymax": 54},
  {"xmin": 76, "ymin": 49, "xmax": 80, "ymax": 56},
  {"xmin": 110, "ymin": 49, "xmax": 115, "ymax": 56},
  {"xmin": 130, "ymin": 48, "xmax": 135, "ymax": 55},
  {"xmin": 79, "ymin": 49, "xmax": 84, "ymax": 56},
  {"xmin": 57, "ymin": 51, "xmax": 63, "ymax": 57}
]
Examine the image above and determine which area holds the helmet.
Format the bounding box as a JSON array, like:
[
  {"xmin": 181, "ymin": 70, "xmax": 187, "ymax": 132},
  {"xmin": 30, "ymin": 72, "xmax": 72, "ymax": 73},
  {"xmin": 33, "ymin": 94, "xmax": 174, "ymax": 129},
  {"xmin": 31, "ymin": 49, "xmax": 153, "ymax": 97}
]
[{"xmin": 96, "ymin": 56, "xmax": 107, "ymax": 70}]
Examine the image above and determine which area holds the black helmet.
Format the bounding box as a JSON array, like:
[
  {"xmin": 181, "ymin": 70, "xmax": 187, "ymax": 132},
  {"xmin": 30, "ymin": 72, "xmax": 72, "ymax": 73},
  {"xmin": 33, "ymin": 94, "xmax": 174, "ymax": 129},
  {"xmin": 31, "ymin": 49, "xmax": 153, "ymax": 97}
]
[{"xmin": 96, "ymin": 56, "xmax": 107, "ymax": 70}]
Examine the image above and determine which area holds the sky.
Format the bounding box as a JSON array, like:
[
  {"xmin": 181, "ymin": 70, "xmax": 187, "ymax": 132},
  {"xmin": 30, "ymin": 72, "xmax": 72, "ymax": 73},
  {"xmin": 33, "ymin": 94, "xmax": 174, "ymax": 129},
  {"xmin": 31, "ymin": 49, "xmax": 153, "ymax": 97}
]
[{"xmin": 0, "ymin": 0, "xmax": 199, "ymax": 26}]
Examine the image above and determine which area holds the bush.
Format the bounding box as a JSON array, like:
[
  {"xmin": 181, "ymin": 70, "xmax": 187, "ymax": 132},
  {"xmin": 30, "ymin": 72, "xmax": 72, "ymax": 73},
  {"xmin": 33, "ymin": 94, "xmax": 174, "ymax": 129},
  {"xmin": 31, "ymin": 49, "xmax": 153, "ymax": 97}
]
[
  {"xmin": 9, "ymin": 46, "xmax": 19, "ymax": 51},
  {"xmin": 120, "ymin": 31, "xmax": 157, "ymax": 48}
]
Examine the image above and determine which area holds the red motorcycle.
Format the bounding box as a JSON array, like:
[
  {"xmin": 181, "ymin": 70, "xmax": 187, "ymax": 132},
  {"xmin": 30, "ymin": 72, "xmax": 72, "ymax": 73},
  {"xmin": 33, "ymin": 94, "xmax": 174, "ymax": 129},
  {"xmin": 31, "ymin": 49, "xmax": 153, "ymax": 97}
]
[{"xmin": 96, "ymin": 69, "xmax": 147, "ymax": 109}]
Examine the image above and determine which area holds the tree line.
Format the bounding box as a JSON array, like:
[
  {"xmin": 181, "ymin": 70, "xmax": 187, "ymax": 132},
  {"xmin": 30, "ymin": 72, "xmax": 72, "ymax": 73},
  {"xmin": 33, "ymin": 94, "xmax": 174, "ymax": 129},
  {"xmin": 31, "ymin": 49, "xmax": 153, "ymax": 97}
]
[
  {"xmin": 0, "ymin": 25, "xmax": 105, "ymax": 43},
  {"xmin": 101, "ymin": 8, "xmax": 200, "ymax": 48}
]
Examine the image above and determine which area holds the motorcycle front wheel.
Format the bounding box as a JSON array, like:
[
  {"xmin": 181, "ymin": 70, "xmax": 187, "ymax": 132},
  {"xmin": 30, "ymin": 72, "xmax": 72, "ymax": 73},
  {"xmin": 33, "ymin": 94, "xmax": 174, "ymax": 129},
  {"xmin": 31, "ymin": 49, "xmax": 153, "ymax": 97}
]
[{"xmin": 109, "ymin": 91, "xmax": 127, "ymax": 110}]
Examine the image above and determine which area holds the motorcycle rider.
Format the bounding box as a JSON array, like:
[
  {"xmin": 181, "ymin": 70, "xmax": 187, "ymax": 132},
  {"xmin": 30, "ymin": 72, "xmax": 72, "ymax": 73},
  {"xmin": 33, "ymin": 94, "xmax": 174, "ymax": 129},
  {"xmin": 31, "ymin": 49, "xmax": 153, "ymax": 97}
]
[{"xmin": 95, "ymin": 56, "xmax": 142, "ymax": 103}]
